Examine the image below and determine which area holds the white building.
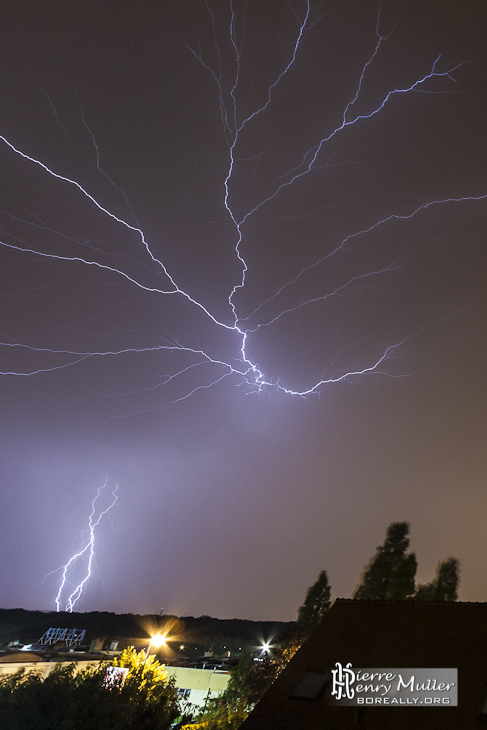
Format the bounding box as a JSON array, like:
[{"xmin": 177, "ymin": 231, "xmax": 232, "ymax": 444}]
[{"xmin": 166, "ymin": 666, "xmax": 230, "ymax": 710}]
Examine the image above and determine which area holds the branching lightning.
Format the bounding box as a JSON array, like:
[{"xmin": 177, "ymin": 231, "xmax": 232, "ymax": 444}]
[
  {"xmin": 0, "ymin": 0, "xmax": 485, "ymax": 410},
  {"xmin": 50, "ymin": 480, "xmax": 119, "ymax": 612},
  {"xmin": 1, "ymin": 1, "xmax": 485, "ymax": 615}
]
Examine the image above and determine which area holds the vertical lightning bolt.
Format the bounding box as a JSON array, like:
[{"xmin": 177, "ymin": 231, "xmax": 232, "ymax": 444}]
[{"xmin": 52, "ymin": 480, "xmax": 119, "ymax": 612}]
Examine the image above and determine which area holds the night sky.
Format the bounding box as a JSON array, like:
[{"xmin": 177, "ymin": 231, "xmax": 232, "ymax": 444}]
[{"xmin": 1, "ymin": 0, "xmax": 487, "ymax": 621}]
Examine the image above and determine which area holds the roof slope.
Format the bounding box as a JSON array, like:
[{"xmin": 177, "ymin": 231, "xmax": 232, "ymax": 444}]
[{"xmin": 242, "ymin": 599, "xmax": 487, "ymax": 729}]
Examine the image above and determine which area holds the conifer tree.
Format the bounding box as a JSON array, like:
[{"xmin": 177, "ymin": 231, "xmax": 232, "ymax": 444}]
[
  {"xmin": 414, "ymin": 557, "xmax": 459, "ymax": 602},
  {"xmin": 297, "ymin": 570, "xmax": 332, "ymax": 635},
  {"xmin": 353, "ymin": 522, "xmax": 417, "ymax": 600}
]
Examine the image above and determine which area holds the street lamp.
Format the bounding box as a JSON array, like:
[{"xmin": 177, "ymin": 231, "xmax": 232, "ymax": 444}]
[{"xmin": 146, "ymin": 632, "xmax": 167, "ymax": 661}]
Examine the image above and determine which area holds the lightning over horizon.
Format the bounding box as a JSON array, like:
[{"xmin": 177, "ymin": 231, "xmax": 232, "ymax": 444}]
[{"xmin": 49, "ymin": 480, "xmax": 119, "ymax": 612}]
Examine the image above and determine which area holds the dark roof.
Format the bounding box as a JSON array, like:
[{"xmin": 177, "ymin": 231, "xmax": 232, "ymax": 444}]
[{"xmin": 242, "ymin": 599, "xmax": 487, "ymax": 729}]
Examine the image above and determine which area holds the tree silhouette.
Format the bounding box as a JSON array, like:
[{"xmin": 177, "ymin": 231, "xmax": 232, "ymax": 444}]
[
  {"xmin": 297, "ymin": 570, "xmax": 332, "ymax": 635},
  {"xmin": 415, "ymin": 557, "xmax": 459, "ymax": 602},
  {"xmin": 353, "ymin": 522, "xmax": 417, "ymax": 600}
]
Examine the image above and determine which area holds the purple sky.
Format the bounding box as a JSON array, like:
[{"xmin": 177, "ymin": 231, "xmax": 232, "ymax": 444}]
[{"xmin": 1, "ymin": 0, "xmax": 486, "ymax": 620}]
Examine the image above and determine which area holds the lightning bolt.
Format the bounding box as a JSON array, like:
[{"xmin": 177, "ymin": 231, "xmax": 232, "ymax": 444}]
[
  {"xmin": 50, "ymin": 480, "xmax": 119, "ymax": 612},
  {"xmin": 0, "ymin": 1, "xmax": 484, "ymax": 410}
]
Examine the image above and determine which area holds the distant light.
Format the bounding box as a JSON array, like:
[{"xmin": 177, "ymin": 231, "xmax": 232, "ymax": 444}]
[
  {"xmin": 179, "ymin": 644, "xmax": 185, "ymax": 651},
  {"xmin": 261, "ymin": 642, "xmax": 271, "ymax": 653}
]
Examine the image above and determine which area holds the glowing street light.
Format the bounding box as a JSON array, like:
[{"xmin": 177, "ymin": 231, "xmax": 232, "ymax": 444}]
[{"xmin": 146, "ymin": 632, "xmax": 167, "ymax": 660}]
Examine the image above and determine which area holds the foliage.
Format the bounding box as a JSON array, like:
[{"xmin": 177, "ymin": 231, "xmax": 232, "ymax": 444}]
[
  {"xmin": 185, "ymin": 631, "xmax": 304, "ymax": 730},
  {"xmin": 297, "ymin": 570, "xmax": 331, "ymax": 635},
  {"xmin": 0, "ymin": 648, "xmax": 179, "ymax": 730},
  {"xmin": 183, "ymin": 694, "xmax": 248, "ymax": 730},
  {"xmin": 112, "ymin": 646, "xmax": 172, "ymax": 698},
  {"xmin": 187, "ymin": 651, "xmax": 254, "ymax": 730},
  {"xmin": 414, "ymin": 557, "xmax": 459, "ymax": 602},
  {"xmin": 353, "ymin": 522, "xmax": 418, "ymax": 600},
  {"xmin": 245, "ymin": 629, "xmax": 302, "ymax": 707},
  {"xmin": 353, "ymin": 523, "xmax": 460, "ymax": 603}
]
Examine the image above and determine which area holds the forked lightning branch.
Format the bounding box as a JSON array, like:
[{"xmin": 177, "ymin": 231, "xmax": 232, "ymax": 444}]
[{"xmin": 1, "ymin": 2, "xmax": 485, "ymax": 406}]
